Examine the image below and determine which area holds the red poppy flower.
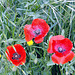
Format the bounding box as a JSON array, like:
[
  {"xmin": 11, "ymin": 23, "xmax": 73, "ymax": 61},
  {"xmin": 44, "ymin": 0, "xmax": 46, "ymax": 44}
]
[
  {"xmin": 47, "ymin": 35, "xmax": 65, "ymax": 53},
  {"xmin": 24, "ymin": 18, "xmax": 49, "ymax": 44},
  {"xmin": 6, "ymin": 44, "xmax": 26, "ymax": 66},
  {"xmin": 47, "ymin": 35, "xmax": 74, "ymax": 64}
]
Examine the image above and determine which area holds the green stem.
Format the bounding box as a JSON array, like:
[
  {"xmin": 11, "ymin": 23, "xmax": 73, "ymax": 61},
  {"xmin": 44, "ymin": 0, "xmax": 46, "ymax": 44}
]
[
  {"xmin": 30, "ymin": 46, "xmax": 32, "ymax": 75},
  {"xmin": 42, "ymin": 42, "xmax": 45, "ymax": 59},
  {"xmin": 59, "ymin": 65, "xmax": 63, "ymax": 75}
]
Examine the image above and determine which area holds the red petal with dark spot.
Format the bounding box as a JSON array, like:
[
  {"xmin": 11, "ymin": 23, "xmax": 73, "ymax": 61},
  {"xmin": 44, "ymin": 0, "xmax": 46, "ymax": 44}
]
[
  {"xmin": 47, "ymin": 35, "xmax": 65, "ymax": 53},
  {"xmin": 6, "ymin": 44, "xmax": 26, "ymax": 66},
  {"xmin": 32, "ymin": 18, "xmax": 49, "ymax": 37},
  {"xmin": 6, "ymin": 46, "xmax": 16, "ymax": 59},
  {"xmin": 52, "ymin": 38, "xmax": 73, "ymax": 57},
  {"xmin": 24, "ymin": 18, "xmax": 49, "ymax": 43}
]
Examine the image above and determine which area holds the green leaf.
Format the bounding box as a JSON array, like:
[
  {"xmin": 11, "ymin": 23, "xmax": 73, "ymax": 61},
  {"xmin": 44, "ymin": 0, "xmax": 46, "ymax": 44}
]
[{"xmin": 47, "ymin": 60, "xmax": 55, "ymax": 66}]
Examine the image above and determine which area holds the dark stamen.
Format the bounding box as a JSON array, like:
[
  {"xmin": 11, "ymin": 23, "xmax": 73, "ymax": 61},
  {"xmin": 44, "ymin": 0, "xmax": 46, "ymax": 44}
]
[
  {"xmin": 12, "ymin": 53, "xmax": 21, "ymax": 60},
  {"xmin": 34, "ymin": 29, "xmax": 40, "ymax": 36},
  {"xmin": 58, "ymin": 47, "xmax": 63, "ymax": 52},
  {"xmin": 63, "ymin": 49, "xmax": 66, "ymax": 51},
  {"xmin": 58, "ymin": 47, "xmax": 66, "ymax": 53}
]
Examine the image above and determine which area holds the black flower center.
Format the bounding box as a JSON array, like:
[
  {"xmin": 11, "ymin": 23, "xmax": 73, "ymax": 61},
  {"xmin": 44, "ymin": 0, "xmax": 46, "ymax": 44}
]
[
  {"xmin": 58, "ymin": 47, "xmax": 66, "ymax": 53},
  {"xmin": 12, "ymin": 53, "xmax": 21, "ymax": 60},
  {"xmin": 34, "ymin": 29, "xmax": 40, "ymax": 36}
]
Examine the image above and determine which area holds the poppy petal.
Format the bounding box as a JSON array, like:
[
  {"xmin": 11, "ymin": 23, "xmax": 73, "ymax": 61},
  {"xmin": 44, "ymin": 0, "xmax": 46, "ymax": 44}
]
[
  {"xmin": 7, "ymin": 46, "xmax": 16, "ymax": 56},
  {"xmin": 20, "ymin": 57, "xmax": 26, "ymax": 65},
  {"xmin": 51, "ymin": 51, "xmax": 74, "ymax": 64},
  {"xmin": 6, "ymin": 46, "xmax": 17, "ymax": 61},
  {"xmin": 24, "ymin": 24, "xmax": 35, "ymax": 41},
  {"xmin": 47, "ymin": 41, "xmax": 54, "ymax": 53},
  {"xmin": 50, "ymin": 35, "xmax": 65, "ymax": 41},
  {"xmin": 52, "ymin": 38, "xmax": 73, "ymax": 57},
  {"xmin": 6, "ymin": 44, "xmax": 26, "ymax": 66},
  {"xmin": 61, "ymin": 51, "xmax": 74, "ymax": 64},
  {"xmin": 51, "ymin": 54, "xmax": 62, "ymax": 64},
  {"xmin": 14, "ymin": 44, "xmax": 26, "ymax": 55},
  {"xmin": 11, "ymin": 61, "xmax": 21, "ymax": 66},
  {"xmin": 6, "ymin": 51, "xmax": 10, "ymax": 61},
  {"xmin": 14, "ymin": 44, "xmax": 26, "ymax": 61},
  {"xmin": 32, "ymin": 18, "xmax": 49, "ymax": 37},
  {"xmin": 47, "ymin": 48, "xmax": 54, "ymax": 53},
  {"xmin": 12, "ymin": 54, "xmax": 26, "ymax": 66},
  {"xmin": 34, "ymin": 36, "xmax": 44, "ymax": 44},
  {"xmin": 47, "ymin": 35, "xmax": 65, "ymax": 53},
  {"xmin": 11, "ymin": 44, "xmax": 26, "ymax": 65}
]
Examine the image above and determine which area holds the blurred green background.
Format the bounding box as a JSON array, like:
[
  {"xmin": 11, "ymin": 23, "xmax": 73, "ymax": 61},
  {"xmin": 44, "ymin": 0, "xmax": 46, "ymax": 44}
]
[{"xmin": 0, "ymin": 0, "xmax": 75, "ymax": 75}]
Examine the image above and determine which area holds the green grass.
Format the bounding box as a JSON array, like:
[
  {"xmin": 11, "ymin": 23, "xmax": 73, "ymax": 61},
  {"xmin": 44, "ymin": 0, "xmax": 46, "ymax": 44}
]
[{"xmin": 0, "ymin": 0, "xmax": 75, "ymax": 75}]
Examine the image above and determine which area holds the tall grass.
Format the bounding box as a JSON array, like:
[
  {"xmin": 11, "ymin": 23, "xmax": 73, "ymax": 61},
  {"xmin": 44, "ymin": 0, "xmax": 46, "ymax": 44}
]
[{"xmin": 0, "ymin": 0, "xmax": 75, "ymax": 75}]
